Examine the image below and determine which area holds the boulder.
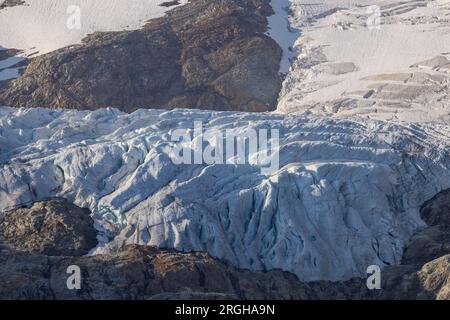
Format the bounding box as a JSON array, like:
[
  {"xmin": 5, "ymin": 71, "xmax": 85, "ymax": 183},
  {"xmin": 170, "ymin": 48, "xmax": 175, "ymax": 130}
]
[{"xmin": 0, "ymin": 0, "xmax": 282, "ymax": 112}]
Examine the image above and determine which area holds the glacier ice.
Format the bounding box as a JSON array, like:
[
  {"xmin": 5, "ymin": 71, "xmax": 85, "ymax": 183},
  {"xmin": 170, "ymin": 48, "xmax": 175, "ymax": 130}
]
[{"xmin": 1, "ymin": 106, "xmax": 449, "ymax": 281}]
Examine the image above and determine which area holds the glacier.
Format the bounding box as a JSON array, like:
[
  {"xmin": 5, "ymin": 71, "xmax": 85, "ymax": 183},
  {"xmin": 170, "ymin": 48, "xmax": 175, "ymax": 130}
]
[{"xmin": 1, "ymin": 106, "xmax": 449, "ymax": 281}]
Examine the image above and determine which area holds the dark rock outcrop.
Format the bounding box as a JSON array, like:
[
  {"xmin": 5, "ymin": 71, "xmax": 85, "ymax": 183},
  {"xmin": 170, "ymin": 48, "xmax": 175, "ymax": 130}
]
[
  {"xmin": 0, "ymin": 0, "xmax": 25, "ymax": 10},
  {"xmin": 0, "ymin": 200, "xmax": 97, "ymax": 256},
  {"xmin": 380, "ymin": 255, "xmax": 450, "ymax": 300},
  {"xmin": 0, "ymin": 0, "xmax": 282, "ymax": 112},
  {"xmin": 379, "ymin": 188, "xmax": 450, "ymax": 300},
  {"xmin": 1, "ymin": 243, "xmax": 448, "ymax": 300},
  {"xmin": 403, "ymin": 188, "xmax": 450, "ymax": 265}
]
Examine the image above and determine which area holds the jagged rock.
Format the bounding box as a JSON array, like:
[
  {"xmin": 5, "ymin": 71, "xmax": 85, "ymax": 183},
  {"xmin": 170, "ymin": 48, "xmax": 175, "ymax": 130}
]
[
  {"xmin": 0, "ymin": 199, "xmax": 369, "ymax": 300},
  {"xmin": 0, "ymin": 238, "xmax": 447, "ymax": 300},
  {"xmin": 0, "ymin": 198, "xmax": 372, "ymax": 300},
  {"xmin": 402, "ymin": 226, "xmax": 450, "ymax": 266},
  {"xmin": 0, "ymin": 244, "xmax": 373, "ymax": 300},
  {"xmin": 421, "ymin": 188, "xmax": 450, "ymax": 227},
  {"xmin": 0, "ymin": 200, "xmax": 97, "ymax": 256},
  {"xmin": 0, "ymin": 0, "xmax": 282, "ymax": 112},
  {"xmin": 381, "ymin": 188, "xmax": 450, "ymax": 300}
]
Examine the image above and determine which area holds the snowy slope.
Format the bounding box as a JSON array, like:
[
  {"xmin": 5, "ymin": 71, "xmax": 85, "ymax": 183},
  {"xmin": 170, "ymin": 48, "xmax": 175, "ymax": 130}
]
[
  {"xmin": 277, "ymin": 0, "xmax": 450, "ymax": 123},
  {"xmin": 266, "ymin": 0, "xmax": 300, "ymax": 74},
  {"xmin": 0, "ymin": 0, "xmax": 188, "ymax": 56},
  {"xmin": 0, "ymin": 0, "xmax": 449, "ymax": 283},
  {"xmin": 1, "ymin": 107, "xmax": 449, "ymax": 281}
]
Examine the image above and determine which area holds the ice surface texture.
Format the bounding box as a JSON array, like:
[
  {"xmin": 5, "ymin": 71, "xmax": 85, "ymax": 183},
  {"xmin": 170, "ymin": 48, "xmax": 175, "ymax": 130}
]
[{"xmin": 1, "ymin": 107, "xmax": 449, "ymax": 281}]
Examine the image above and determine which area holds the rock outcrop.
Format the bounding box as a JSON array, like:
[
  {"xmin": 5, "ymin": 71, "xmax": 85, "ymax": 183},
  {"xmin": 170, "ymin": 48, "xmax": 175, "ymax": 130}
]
[
  {"xmin": 380, "ymin": 255, "xmax": 450, "ymax": 300},
  {"xmin": 0, "ymin": 244, "xmax": 373, "ymax": 300},
  {"xmin": 1, "ymin": 107, "xmax": 450, "ymax": 282},
  {"xmin": 376, "ymin": 189, "xmax": 450, "ymax": 300},
  {"xmin": 0, "ymin": 200, "xmax": 97, "ymax": 256},
  {"xmin": 0, "ymin": 0, "xmax": 282, "ymax": 112},
  {"xmin": 0, "ymin": 201, "xmax": 371, "ymax": 300},
  {"xmin": 277, "ymin": 0, "xmax": 450, "ymax": 123},
  {"xmin": 0, "ymin": 0, "xmax": 24, "ymax": 10},
  {"xmin": 403, "ymin": 189, "xmax": 450, "ymax": 265}
]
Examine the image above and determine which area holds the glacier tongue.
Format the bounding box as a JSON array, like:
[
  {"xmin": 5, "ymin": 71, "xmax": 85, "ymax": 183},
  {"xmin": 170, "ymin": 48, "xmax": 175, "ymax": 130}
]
[
  {"xmin": 277, "ymin": 0, "xmax": 450, "ymax": 122},
  {"xmin": 1, "ymin": 106, "xmax": 449, "ymax": 281}
]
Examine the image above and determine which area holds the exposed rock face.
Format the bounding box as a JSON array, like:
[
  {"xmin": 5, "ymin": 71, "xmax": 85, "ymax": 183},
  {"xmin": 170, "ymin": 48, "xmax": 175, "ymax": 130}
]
[
  {"xmin": 377, "ymin": 189, "xmax": 450, "ymax": 300},
  {"xmin": 1, "ymin": 239, "xmax": 449, "ymax": 300},
  {"xmin": 0, "ymin": 0, "xmax": 282, "ymax": 112},
  {"xmin": 417, "ymin": 255, "xmax": 450, "ymax": 300},
  {"xmin": 0, "ymin": 200, "xmax": 97, "ymax": 256},
  {"xmin": 421, "ymin": 188, "xmax": 450, "ymax": 228},
  {"xmin": 0, "ymin": 243, "xmax": 376, "ymax": 300},
  {"xmin": 0, "ymin": 244, "xmax": 372, "ymax": 300},
  {"xmin": 379, "ymin": 255, "xmax": 450, "ymax": 300},
  {"xmin": 0, "ymin": 201, "xmax": 370, "ymax": 300}
]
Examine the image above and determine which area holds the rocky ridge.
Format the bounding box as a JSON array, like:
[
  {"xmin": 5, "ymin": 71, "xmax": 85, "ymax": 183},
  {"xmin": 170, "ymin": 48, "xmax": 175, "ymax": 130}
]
[
  {"xmin": 0, "ymin": 200, "xmax": 97, "ymax": 256},
  {"xmin": 0, "ymin": 0, "xmax": 282, "ymax": 112}
]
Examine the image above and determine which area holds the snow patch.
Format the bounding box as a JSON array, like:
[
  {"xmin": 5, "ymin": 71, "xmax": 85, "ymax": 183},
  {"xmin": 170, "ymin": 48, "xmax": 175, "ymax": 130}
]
[
  {"xmin": 276, "ymin": 0, "xmax": 450, "ymax": 123},
  {"xmin": 1, "ymin": 106, "xmax": 449, "ymax": 281}
]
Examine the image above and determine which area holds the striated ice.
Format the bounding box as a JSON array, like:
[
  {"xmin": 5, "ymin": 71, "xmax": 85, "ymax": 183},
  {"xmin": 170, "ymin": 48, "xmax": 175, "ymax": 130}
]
[{"xmin": 1, "ymin": 106, "xmax": 449, "ymax": 281}]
